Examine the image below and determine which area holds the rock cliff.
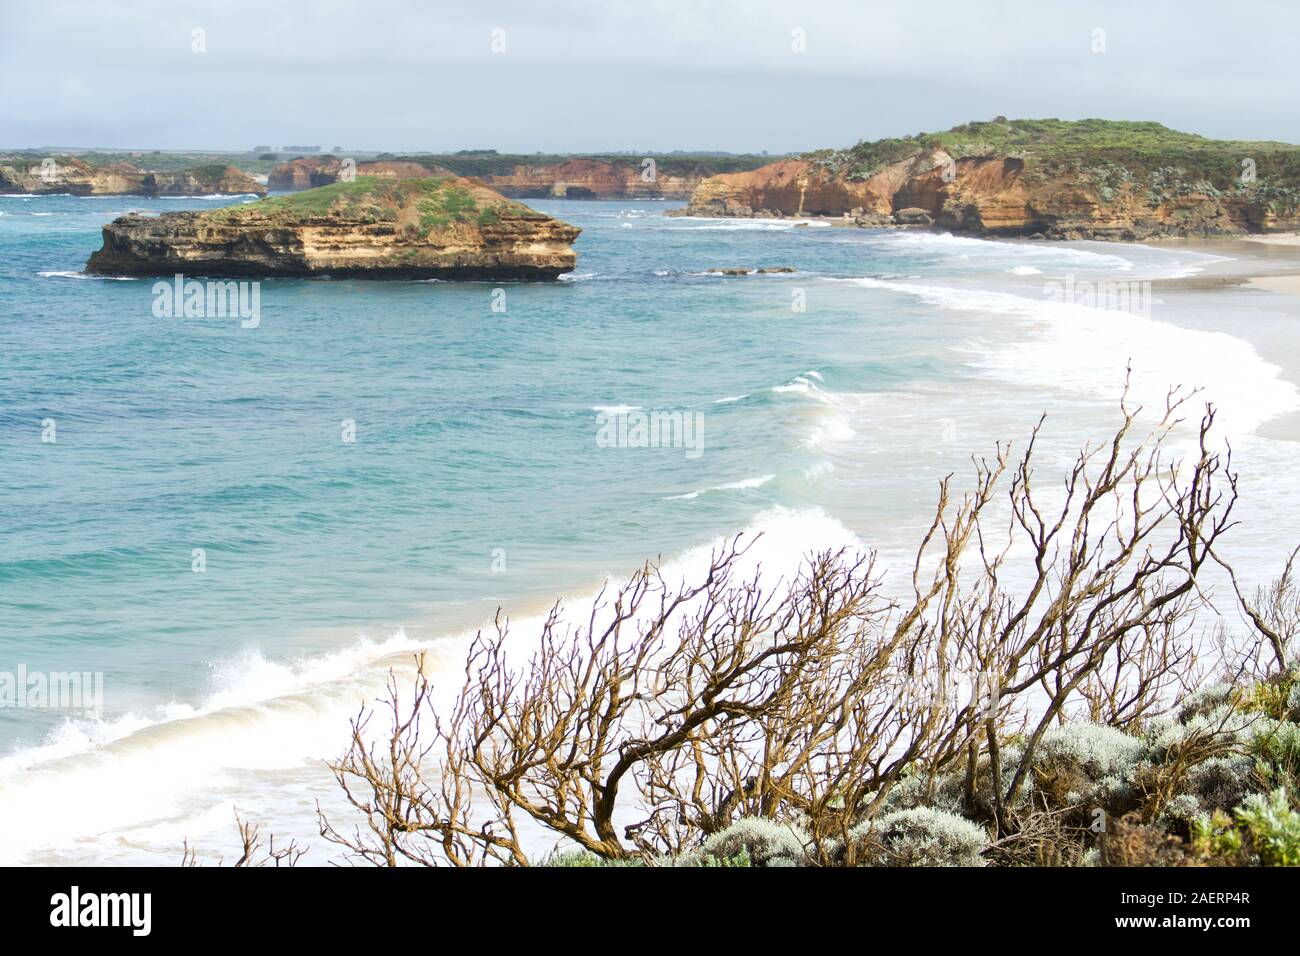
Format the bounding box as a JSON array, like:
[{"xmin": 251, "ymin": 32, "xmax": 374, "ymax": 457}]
[
  {"xmin": 84, "ymin": 175, "xmax": 579, "ymax": 280},
  {"xmin": 677, "ymin": 119, "xmax": 1300, "ymax": 239},
  {"xmin": 266, "ymin": 158, "xmax": 451, "ymax": 190},
  {"xmin": 270, "ymin": 156, "xmax": 722, "ymax": 199},
  {"xmin": 482, "ymin": 159, "xmax": 700, "ymax": 199},
  {"xmin": 0, "ymin": 156, "xmax": 265, "ymax": 196}
]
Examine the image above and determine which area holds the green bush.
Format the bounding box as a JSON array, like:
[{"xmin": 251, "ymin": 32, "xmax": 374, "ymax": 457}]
[
  {"xmin": 1235, "ymin": 789, "xmax": 1300, "ymax": 866},
  {"xmin": 1193, "ymin": 788, "xmax": 1300, "ymax": 866}
]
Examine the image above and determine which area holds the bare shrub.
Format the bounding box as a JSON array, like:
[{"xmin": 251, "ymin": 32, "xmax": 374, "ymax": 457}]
[
  {"xmin": 181, "ymin": 811, "xmax": 305, "ymax": 867},
  {"xmin": 1218, "ymin": 546, "xmax": 1300, "ymax": 677},
  {"xmin": 317, "ymin": 386, "xmax": 1242, "ymax": 865},
  {"xmin": 1098, "ymin": 812, "xmax": 1191, "ymax": 866}
]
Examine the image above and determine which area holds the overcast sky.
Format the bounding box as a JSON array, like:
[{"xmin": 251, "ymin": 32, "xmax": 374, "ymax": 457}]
[{"xmin": 2, "ymin": 0, "xmax": 1295, "ymax": 154}]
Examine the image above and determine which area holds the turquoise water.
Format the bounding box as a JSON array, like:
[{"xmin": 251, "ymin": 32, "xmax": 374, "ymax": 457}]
[
  {"xmin": 3, "ymin": 193, "xmax": 1296, "ymax": 862},
  {"xmin": 0, "ymin": 197, "xmax": 948, "ymax": 737}
]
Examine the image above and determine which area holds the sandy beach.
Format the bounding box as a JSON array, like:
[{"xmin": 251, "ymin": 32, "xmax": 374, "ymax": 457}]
[
  {"xmin": 1146, "ymin": 234, "xmax": 1300, "ymax": 293},
  {"xmin": 1245, "ymin": 232, "xmax": 1300, "ymax": 247}
]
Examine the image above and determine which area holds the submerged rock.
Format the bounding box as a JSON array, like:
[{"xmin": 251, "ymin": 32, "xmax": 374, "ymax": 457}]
[
  {"xmin": 84, "ymin": 175, "xmax": 581, "ymax": 281},
  {"xmin": 709, "ymin": 266, "xmax": 795, "ymax": 275}
]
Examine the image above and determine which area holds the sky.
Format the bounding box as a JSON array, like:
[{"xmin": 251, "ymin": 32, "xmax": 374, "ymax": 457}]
[{"xmin": 2, "ymin": 0, "xmax": 1296, "ymax": 154}]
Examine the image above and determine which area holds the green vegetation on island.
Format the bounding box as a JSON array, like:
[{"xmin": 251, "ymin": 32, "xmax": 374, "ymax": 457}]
[
  {"xmin": 810, "ymin": 117, "xmax": 1300, "ymax": 208},
  {"xmin": 208, "ymin": 176, "xmax": 534, "ymax": 234}
]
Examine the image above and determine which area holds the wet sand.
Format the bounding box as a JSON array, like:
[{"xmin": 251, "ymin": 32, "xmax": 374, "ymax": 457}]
[
  {"xmin": 1147, "ymin": 237, "xmax": 1300, "ymax": 442},
  {"xmin": 1148, "ymin": 236, "xmax": 1300, "ymax": 293}
]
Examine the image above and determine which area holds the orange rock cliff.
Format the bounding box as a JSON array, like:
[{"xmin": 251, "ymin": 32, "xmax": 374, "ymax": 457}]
[{"xmin": 677, "ymin": 119, "xmax": 1300, "ymax": 239}]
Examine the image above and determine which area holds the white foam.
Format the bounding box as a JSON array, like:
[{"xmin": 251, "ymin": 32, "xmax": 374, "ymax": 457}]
[
  {"xmin": 0, "ymin": 507, "xmax": 863, "ymax": 864},
  {"xmin": 669, "ymin": 216, "xmax": 831, "ymax": 231},
  {"xmin": 802, "ymin": 415, "xmax": 856, "ymax": 449},
  {"xmin": 0, "ymin": 628, "xmax": 445, "ymax": 863},
  {"xmin": 591, "ymin": 403, "xmax": 641, "ymax": 414},
  {"xmin": 663, "ymin": 474, "xmax": 776, "ymax": 500},
  {"xmin": 860, "ymin": 230, "xmax": 1136, "ymax": 269},
  {"xmin": 831, "ymin": 276, "xmax": 1300, "ymax": 439},
  {"xmin": 157, "ymin": 193, "xmax": 260, "ymax": 200},
  {"xmin": 37, "ymin": 270, "xmax": 137, "ymax": 281},
  {"xmin": 771, "ymin": 375, "xmax": 831, "ymax": 403}
]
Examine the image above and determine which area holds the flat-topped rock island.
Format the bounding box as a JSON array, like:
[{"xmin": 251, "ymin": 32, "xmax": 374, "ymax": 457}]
[{"xmin": 84, "ymin": 175, "xmax": 581, "ymax": 281}]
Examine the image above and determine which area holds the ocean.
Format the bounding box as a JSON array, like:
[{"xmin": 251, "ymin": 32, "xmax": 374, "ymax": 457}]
[{"xmin": 2, "ymin": 193, "xmax": 1299, "ymax": 863}]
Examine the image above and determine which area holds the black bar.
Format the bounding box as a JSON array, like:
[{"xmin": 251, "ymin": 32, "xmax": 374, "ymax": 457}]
[{"xmin": 2, "ymin": 866, "xmax": 1274, "ymax": 941}]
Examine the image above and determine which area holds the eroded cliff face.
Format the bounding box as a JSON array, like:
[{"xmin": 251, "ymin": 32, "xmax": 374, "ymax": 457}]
[
  {"xmin": 269, "ymin": 157, "xmax": 705, "ymax": 199},
  {"xmin": 682, "ymin": 158, "xmax": 896, "ymax": 218},
  {"xmin": 0, "ymin": 157, "xmax": 265, "ymax": 196},
  {"xmin": 266, "ymin": 157, "xmax": 325, "ymax": 190},
  {"xmin": 84, "ymin": 175, "xmax": 579, "ymax": 281},
  {"xmin": 266, "ymin": 158, "xmax": 449, "ymax": 190},
  {"xmin": 483, "ymin": 159, "xmax": 700, "ymax": 199},
  {"xmin": 142, "ymin": 166, "xmax": 266, "ymax": 196},
  {"xmin": 680, "ymin": 151, "xmax": 1300, "ymax": 239}
]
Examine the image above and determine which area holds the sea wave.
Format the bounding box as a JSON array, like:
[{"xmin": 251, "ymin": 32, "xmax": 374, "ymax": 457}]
[
  {"xmin": 663, "ymin": 474, "xmax": 776, "ymax": 500},
  {"xmin": 771, "ymin": 374, "xmax": 832, "ymax": 403},
  {"xmin": 856, "ymin": 230, "xmax": 1137, "ymax": 269},
  {"xmin": 0, "ymin": 507, "xmax": 863, "ymax": 864},
  {"xmin": 802, "ymin": 415, "xmax": 856, "ymax": 449},
  {"xmin": 156, "ymin": 193, "xmax": 261, "ymax": 200},
  {"xmin": 37, "ymin": 270, "xmax": 137, "ymax": 281},
  {"xmin": 828, "ymin": 275, "xmax": 1300, "ymax": 438},
  {"xmin": 666, "ymin": 216, "xmax": 832, "ymax": 231}
]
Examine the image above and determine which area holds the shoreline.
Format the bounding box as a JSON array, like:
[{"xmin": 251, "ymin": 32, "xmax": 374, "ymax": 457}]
[
  {"xmin": 187, "ymin": 230, "xmax": 1300, "ymax": 695},
  {"xmin": 674, "ymin": 209, "xmax": 1300, "ymax": 297},
  {"xmin": 1234, "ymin": 232, "xmax": 1300, "ymax": 294},
  {"xmin": 10, "ymin": 207, "xmax": 1300, "ymax": 865},
  {"xmin": 1147, "ymin": 234, "xmax": 1300, "ymax": 295},
  {"xmin": 1145, "ymin": 236, "xmax": 1300, "ymax": 446}
]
